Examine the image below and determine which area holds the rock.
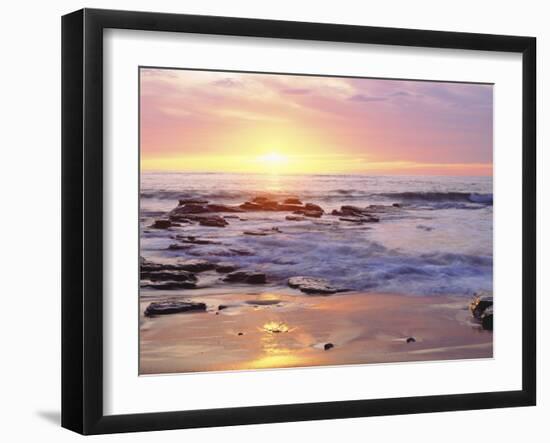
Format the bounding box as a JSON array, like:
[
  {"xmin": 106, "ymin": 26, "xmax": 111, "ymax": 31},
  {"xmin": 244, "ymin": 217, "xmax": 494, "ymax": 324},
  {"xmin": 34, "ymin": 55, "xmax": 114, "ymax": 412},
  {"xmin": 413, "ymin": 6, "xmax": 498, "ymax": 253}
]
[
  {"xmin": 284, "ymin": 197, "xmax": 302, "ymax": 205},
  {"xmin": 239, "ymin": 201, "xmax": 264, "ymax": 211},
  {"xmin": 324, "ymin": 343, "xmax": 334, "ymax": 351},
  {"xmin": 218, "ymin": 304, "xmax": 228, "ymax": 310},
  {"xmin": 288, "ymin": 276, "xmax": 339, "ymax": 294},
  {"xmin": 304, "ymin": 203, "xmax": 324, "ymax": 213},
  {"xmin": 481, "ymin": 306, "xmax": 493, "ymax": 330},
  {"xmin": 406, "ymin": 337, "xmax": 416, "ymax": 343},
  {"xmin": 175, "ymin": 235, "xmax": 220, "ymax": 245},
  {"xmin": 172, "ymin": 203, "xmax": 211, "ymax": 214},
  {"xmin": 223, "ymin": 271, "xmax": 267, "ymax": 284},
  {"xmin": 177, "ymin": 259, "xmax": 216, "ymax": 272},
  {"xmin": 206, "ymin": 203, "xmax": 245, "ymax": 213},
  {"xmin": 142, "ymin": 281, "xmax": 197, "ymax": 290},
  {"xmin": 151, "ymin": 219, "xmax": 173, "ymax": 229},
  {"xmin": 392, "ymin": 203, "xmax": 401, "ymax": 208},
  {"xmin": 198, "ymin": 216, "xmax": 229, "ymax": 227},
  {"xmin": 340, "ymin": 205, "xmax": 364, "ymax": 215},
  {"xmin": 215, "ymin": 262, "xmax": 238, "ymax": 273},
  {"xmin": 167, "ymin": 243, "xmax": 194, "ymax": 250},
  {"xmin": 237, "ymin": 332, "xmax": 244, "ymax": 336},
  {"xmin": 252, "ymin": 196, "xmax": 272, "ymax": 204},
  {"xmin": 140, "ymin": 270, "xmax": 197, "ymax": 282},
  {"xmin": 144, "ymin": 301, "xmax": 206, "ymax": 316},
  {"xmin": 178, "ymin": 198, "xmax": 209, "ymax": 206},
  {"xmin": 469, "ymin": 292, "xmax": 493, "ymax": 320},
  {"xmin": 285, "ymin": 215, "xmax": 306, "ymax": 221}
]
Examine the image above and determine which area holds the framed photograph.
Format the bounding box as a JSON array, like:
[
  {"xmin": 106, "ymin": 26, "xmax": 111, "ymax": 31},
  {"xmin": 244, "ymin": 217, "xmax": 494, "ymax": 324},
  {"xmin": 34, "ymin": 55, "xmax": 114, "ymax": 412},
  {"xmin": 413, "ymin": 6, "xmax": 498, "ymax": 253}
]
[{"xmin": 62, "ymin": 8, "xmax": 536, "ymax": 434}]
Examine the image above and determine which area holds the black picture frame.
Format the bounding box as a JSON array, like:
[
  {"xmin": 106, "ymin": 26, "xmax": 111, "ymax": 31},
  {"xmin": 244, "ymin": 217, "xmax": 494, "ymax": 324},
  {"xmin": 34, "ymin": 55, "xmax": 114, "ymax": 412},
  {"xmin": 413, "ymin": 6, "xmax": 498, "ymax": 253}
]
[{"xmin": 62, "ymin": 8, "xmax": 536, "ymax": 435}]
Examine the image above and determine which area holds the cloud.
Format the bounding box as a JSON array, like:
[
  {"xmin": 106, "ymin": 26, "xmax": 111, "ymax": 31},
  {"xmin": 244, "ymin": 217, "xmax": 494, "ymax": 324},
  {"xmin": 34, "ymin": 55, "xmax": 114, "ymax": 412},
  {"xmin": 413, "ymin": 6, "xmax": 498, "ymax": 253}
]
[
  {"xmin": 390, "ymin": 91, "xmax": 413, "ymax": 97},
  {"xmin": 349, "ymin": 94, "xmax": 387, "ymax": 102},
  {"xmin": 281, "ymin": 88, "xmax": 311, "ymax": 95},
  {"xmin": 212, "ymin": 78, "xmax": 241, "ymax": 88}
]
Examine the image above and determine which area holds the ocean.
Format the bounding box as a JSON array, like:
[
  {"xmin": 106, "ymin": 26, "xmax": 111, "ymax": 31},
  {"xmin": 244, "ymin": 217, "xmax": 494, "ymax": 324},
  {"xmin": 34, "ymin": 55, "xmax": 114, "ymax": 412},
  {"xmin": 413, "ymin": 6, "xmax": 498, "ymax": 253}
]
[{"xmin": 140, "ymin": 172, "xmax": 493, "ymax": 296}]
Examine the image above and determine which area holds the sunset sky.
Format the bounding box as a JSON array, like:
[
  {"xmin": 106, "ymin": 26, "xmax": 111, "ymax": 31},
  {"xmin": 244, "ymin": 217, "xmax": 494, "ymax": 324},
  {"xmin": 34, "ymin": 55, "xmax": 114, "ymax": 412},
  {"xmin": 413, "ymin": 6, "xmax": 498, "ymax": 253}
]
[{"xmin": 140, "ymin": 68, "xmax": 493, "ymax": 175}]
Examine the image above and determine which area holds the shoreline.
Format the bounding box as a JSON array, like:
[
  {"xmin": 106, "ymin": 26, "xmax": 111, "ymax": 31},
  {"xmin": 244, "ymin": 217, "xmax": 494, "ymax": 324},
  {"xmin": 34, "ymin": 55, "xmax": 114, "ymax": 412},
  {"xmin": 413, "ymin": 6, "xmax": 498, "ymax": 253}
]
[{"xmin": 140, "ymin": 289, "xmax": 493, "ymax": 375}]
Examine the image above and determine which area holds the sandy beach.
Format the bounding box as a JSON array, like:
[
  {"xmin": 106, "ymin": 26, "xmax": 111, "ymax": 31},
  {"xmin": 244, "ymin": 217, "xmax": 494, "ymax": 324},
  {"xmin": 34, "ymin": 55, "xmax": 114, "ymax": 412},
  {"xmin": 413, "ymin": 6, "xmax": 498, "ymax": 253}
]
[{"xmin": 140, "ymin": 289, "xmax": 492, "ymax": 374}]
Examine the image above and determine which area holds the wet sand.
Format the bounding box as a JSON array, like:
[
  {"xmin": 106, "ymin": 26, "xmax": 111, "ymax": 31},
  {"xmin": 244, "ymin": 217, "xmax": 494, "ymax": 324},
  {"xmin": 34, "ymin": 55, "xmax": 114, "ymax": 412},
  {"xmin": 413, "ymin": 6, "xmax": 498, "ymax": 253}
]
[{"xmin": 139, "ymin": 290, "xmax": 492, "ymax": 374}]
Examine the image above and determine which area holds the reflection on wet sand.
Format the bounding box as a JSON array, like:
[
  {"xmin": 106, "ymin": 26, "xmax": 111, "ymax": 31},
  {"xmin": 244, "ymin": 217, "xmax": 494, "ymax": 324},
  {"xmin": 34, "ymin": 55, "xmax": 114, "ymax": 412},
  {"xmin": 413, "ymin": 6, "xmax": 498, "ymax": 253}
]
[{"xmin": 139, "ymin": 290, "xmax": 492, "ymax": 375}]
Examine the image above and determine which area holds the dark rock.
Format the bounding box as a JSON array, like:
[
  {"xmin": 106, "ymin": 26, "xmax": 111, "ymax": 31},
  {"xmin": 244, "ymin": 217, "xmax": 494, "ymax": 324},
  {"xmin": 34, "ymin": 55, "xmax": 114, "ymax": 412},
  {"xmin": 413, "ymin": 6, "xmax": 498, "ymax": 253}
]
[
  {"xmin": 392, "ymin": 203, "xmax": 401, "ymax": 208},
  {"xmin": 340, "ymin": 205, "xmax": 364, "ymax": 215},
  {"xmin": 172, "ymin": 203, "xmax": 210, "ymax": 214},
  {"xmin": 304, "ymin": 203, "xmax": 324, "ymax": 213},
  {"xmin": 239, "ymin": 201, "xmax": 263, "ymax": 211},
  {"xmin": 215, "ymin": 262, "xmax": 238, "ymax": 273},
  {"xmin": 177, "ymin": 259, "xmax": 216, "ymax": 272},
  {"xmin": 178, "ymin": 198, "xmax": 209, "ymax": 206},
  {"xmin": 324, "ymin": 343, "xmax": 334, "ymax": 351},
  {"xmin": 288, "ymin": 276, "xmax": 339, "ymax": 294},
  {"xmin": 151, "ymin": 219, "xmax": 173, "ymax": 229},
  {"xmin": 206, "ymin": 203, "xmax": 245, "ymax": 213},
  {"xmin": 198, "ymin": 215, "xmax": 229, "ymax": 227},
  {"xmin": 469, "ymin": 292, "xmax": 493, "ymax": 320},
  {"xmin": 224, "ymin": 271, "xmax": 267, "ymax": 284},
  {"xmin": 140, "ymin": 270, "xmax": 197, "ymax": 282},
  {"xmin": 406, "ymin": 337, "xmax": 416, "ymax": 343},
  {"xmin": 144, "ymin": 301, "xmax": 206, "ymax": 316},
  {"xmin": 237, "ymin": 332, "xmax": 244, "ymax": 336},
  {"xmin": 142, "ymin": 281, "xmax": 197, "ymax": 290},
  {"xmin": 481, "ymin": 306, "xmax": 493, "ymax": 330},
  {"xmin": 175, "ymin": 235, "xmax": 220, "ymax": 245},
  {"xmin": 284, "ymin": 197, "xmax": 302, "ymax": 205},
  {"xmin": 218, "ymin": 304, "xmax": 228, "ymax": 310},
  {"xmin": 168, "ymin": 243, "xmax": 194, "ymax": 251}
]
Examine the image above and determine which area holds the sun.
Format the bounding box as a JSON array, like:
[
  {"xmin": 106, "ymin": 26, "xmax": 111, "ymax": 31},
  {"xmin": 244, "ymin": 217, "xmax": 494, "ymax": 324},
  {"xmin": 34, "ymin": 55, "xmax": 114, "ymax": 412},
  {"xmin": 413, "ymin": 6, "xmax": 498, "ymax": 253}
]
[{"xmin": 259, "ymin": 152, "xmax": 287, "ymax": 165}]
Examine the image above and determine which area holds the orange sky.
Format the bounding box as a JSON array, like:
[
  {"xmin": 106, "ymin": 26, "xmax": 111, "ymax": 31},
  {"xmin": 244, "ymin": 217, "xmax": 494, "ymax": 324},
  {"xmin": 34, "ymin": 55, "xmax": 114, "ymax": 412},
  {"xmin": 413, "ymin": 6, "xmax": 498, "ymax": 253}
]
[{"xmin": 140, "ymin": 68, "xmax": 493, "ymax": 176}]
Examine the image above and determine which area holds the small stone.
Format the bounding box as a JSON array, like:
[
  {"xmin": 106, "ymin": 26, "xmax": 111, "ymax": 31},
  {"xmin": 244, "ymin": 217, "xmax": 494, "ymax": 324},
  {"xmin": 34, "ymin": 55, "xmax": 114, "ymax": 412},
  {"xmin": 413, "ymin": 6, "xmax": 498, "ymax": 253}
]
[
  {"xmin": 324, "ymin": 343, "xmax": 334, "ymax": 351},
  {"xmin": 237, "ymin": 332, "xmax": 244, "ymax": 336},
  {"xmin": 406, "ymin": 337, "xmax": 416, "ymax": 343}
]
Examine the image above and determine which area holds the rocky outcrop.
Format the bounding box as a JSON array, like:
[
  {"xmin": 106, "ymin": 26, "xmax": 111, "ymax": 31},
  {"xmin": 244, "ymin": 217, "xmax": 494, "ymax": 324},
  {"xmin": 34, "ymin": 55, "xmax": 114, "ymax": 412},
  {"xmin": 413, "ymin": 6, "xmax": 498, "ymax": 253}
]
[
  {"xmin": 469, "ymin": 292, "xmax": 493, "ymax": 320},
  {"xmin": 469, "ymin": 292, "xmax": 494, "ymax": 330},
  {"xmin": 284, "ymin": 197, "xmax": 302, "ymax": 205},
  {"xmin": 178, "ymin": 198, "xmax": 209, "ymax": 206},
  {"xmin": 151, "ymin": 219, "xmax": 173, "ymax": 229},
  {"xmin": 481, "ymin": 306, "xmax": 493, "ymax": 330},
  {"xmin": 142, "ymin": 281, "xmax": 197, "ymax": 290},
  {"xmin": 215, "ymin": 262, "xmax": 238, "ymax": 273},
  {"xmin": 177, "ymin": 259, "xmax": 216, "ymax": 272},
  {"xmin": 140, "ymin": 270, "xmax": 197, "ymax": 282},
  {"xmin": 144, "ymin": 301, "xmax": 206, "ymax": 316},
  {"xmin": 238, "ymin": 196, "xmax": 325, "ymax": 215},
  {"xmin": 288, "ymin": 276, "xmax": 341, "ymax": 294},
  {"xmin": 223, "ymin": 271, "xmax": 267, "ymax": 284}
]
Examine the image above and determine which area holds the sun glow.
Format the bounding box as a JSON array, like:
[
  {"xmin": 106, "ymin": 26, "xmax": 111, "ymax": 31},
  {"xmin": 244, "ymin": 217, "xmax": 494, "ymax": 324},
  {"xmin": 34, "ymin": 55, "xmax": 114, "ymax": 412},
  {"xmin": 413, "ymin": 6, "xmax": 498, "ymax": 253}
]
[{"xmin": 259, "ymin": 152, "xmax": 287, "ymax": 165}]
